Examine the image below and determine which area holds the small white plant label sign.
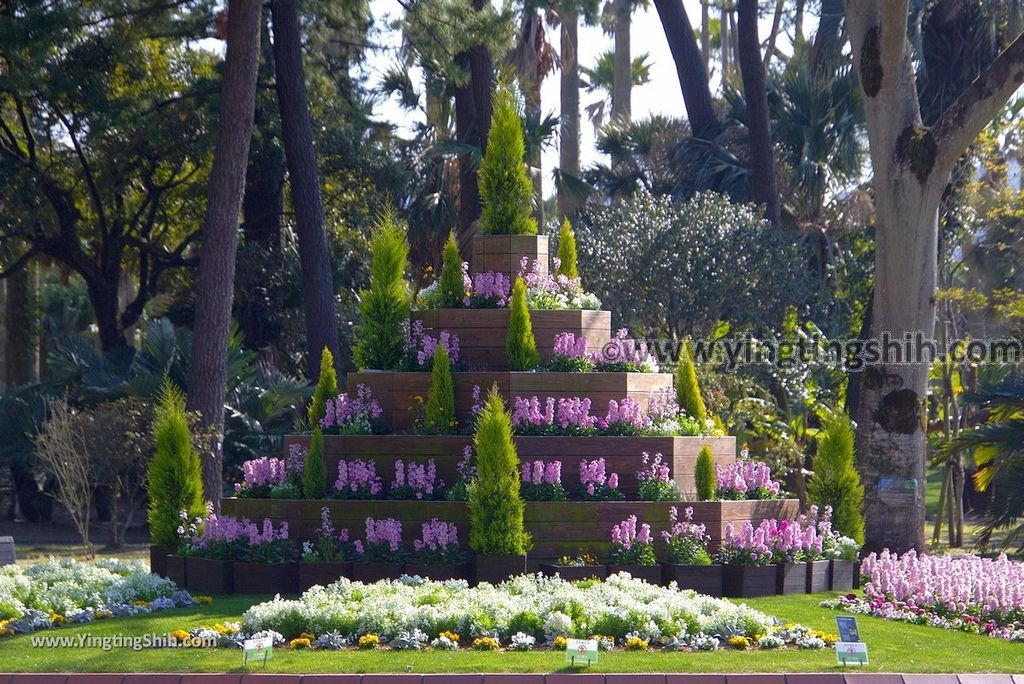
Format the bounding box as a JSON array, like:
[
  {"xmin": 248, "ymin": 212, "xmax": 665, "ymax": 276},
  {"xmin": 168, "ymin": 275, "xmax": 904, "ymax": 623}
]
[
  {"xmin": 565, "ymin": 638, "xmax": 598, "ymax": 666},
  {"xmin": 243, "ymin": 636, "xmax": 274, "ymax": 665},
  {"xmin": 835, "ymin": 640, "xmax": 868, "ymax": 666}
]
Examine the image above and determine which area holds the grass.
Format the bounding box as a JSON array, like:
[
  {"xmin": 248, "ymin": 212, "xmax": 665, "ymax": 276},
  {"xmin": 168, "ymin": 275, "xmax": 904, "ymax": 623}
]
[{"xmin": 2, "ymin": 592, "xmax": 1022, "ymax": 673}]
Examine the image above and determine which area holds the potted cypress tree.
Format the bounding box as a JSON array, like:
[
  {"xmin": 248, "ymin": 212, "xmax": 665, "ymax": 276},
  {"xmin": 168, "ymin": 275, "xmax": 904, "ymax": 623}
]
[
  {"xmin": 405, "ymin": 518, "xmax": 470, "ymax": 581},
  {"xmin": 505, "ymin": 277, "xmax": 539, "ymax": 371},
  {"xmin": 660, "ymin": 506, "xmax": 721, "ymax": 596},
  {"xmin": 147, "ymin": 378, "xmax": 204, "ymax": 584},
  {"xmin": 468, "ymin": 388, "xmax": 531, "ymax": 583},
  {"xmin": 299, "ymin": 507, "xmax": 357, "ymax": 591},
  {"xmin": 606, "ymin": 514, "xmax": 662, "ymax": 585}
]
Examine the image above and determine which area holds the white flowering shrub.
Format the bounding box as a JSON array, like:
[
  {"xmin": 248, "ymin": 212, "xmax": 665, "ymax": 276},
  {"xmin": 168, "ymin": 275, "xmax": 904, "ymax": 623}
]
[{"xmin": 575, "ymin": 189, "xmax": 808, "ymax": 336}]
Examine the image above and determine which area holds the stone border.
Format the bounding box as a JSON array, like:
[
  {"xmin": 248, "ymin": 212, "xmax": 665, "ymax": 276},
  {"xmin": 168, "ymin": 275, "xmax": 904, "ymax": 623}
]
[{"xmin": 1, "ymin": 674, "xmax": 1022, "ymax": 683}]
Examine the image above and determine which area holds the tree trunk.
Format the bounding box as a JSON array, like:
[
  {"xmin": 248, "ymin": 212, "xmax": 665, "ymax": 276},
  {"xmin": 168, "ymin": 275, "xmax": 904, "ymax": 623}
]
[
  {"xmin": 87, "ymin": 275, "xmax": 128, "ymax": 354},
  {"xmin": 700, "ymin": 0, "xmax": 710, "ymax": 70},
  {"xmin": 611, "ymin": 0, "xmax": 631, "ymax": 120},
  {"xmin": 736, "ymin": 0, "xmax": 781, "ymax": 227},
  {"xmin": 558, "ymin": 4, "xmax": 581, "ymax": 220},
  {"xmin": 271, "ymin": 0, "xmax": 341, "ymax": 382},
  {"xmin": 719, "ymin": 1, "xmax": 730, "ymax": 80},
  {"xmin": 513, "ymin": 11, "xmax": 546, "ymax": 227},
  {"xmin": 186, "ymin": 0, "xmax": 262, "ymax": 509},
  {"xmin": 653, "ymin": 0, "xmax": 717, "ymax": 137},
  {"xmin": 4, "ymin": 265, "xmax": 38, "ymax": 385}
]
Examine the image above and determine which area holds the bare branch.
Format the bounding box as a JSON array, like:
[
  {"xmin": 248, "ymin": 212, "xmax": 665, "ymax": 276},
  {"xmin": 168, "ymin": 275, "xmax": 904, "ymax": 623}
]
[{"xmin": 0, "ymin": 247, "xmax": 40, "ymax": 279}]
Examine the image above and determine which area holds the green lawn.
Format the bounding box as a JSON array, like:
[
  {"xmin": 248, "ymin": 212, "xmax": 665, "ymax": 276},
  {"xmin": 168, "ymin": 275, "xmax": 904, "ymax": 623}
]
[{"xmin": 2, "ymin": 592, "xmax": 1021, "ymax": 673}]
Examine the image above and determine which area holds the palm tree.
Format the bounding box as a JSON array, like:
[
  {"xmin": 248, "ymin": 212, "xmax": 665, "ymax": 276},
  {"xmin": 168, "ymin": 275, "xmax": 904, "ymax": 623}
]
[{"xmin": 581, "ymin": 49, "xmax": 652, "ymax": 130}]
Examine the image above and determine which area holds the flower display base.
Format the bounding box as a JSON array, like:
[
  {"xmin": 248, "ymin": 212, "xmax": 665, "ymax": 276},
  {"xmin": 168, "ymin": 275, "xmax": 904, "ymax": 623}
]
[
  {"xmin": 185, "ymin": 557, "xmax": 234, "ymax": 594},
  {"xmin": 722, "ymin": 564, "xmax": 776, "ymax": 598},
  {"xmin": 404, "ymin": 562, "xmax": 472, "ymax": 582},
  {"xmin": 165, "ymin": 554, "xmax": 187, "ymax": 589},
  {"xmin": 149, "ymin": 544, "xmax": 175, "ymax": 579},
  {"xmin": 470, "ymin": 234, "xmax": 549, "ymax": 280},
  {"xmin": 351, "ymin": 561, "xmax": 404, "ymax": 583},
  {"xmin": 661, "ymin": 563, "xmax": 723, "ymax": 597},
  {"xmin": 538, "ymin": 563, "xmax": 608, "ymax": 581},
  {"xmin": 829, "ymin": 559, "xmax": 860, "ymax": 590},
  {"xmin": 233, "ymin": 561, "xmax": 300, "ymax": 595},
  {"xmin": 606, "ymin": 564, "xmax": 663, "ymax": 585},
  {"xmin": 806, "ymin": 559, "xmax": 831, "ymax": 593},
  {"xmin": 777, "ymin": 562, "xmax": 808, "ymax": 594},
  {"xmin": 473, "ymin": 554, "xmax": 527, "ymax": 584},
  {"xmin": 299, "ymin": 561, "xmax": 353, "ymax": 591}
]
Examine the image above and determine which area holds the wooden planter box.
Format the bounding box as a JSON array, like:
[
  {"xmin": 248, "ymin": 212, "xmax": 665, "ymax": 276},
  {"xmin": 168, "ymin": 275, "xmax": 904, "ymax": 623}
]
[
  {"xmin": 351, "ymin": 562, "xmax": 404, "ymax": 583},
  {"xmin": 607, "ymin": 564, "xmax": 663, "ymax": 585},
  {"xmin": 470, "ymin": 234, "xmax": 549, "ymax": 279},
  {"xmin": 777, "ymin": 562, "xmax": 808, "ymax": 595},
  {"xmin": 806, "ymin": 559, "xmax": 831, "ymax": 593},
  {"xmin": 233, "ymin": 561, "xmax": 300, "ymax": 595},
  {"xmin": 538, "ymin": 564, "xmax": 608, "ymax": 581},
  {"xmin": 404, "ymin": 562, "xmax": 472, "ymax": 582},
  {"xmin": 411, "ymin": 309, "xmax": 611, "ymax": 371},
  {"xmin": 722, "ymin": 564, "xmax": 776, "ymax": 598},
  {"xmin": 185, "ymin": 557, "xmax": 234, "ymax": 594},
  {"xmin": 661, "ymin": 563, "xmax": 723, "ymax": 597},
  {"xmin": 829, "ymin": 559, "xmax": 860, "ymax": 590},
  {"xmin": 165, "ymin": 554, "xmax": 187, "ymax": 589},
  {"xmin": 346, "ymin": 371, "xmax": 673, "ymax": 433},
  {"xmin": 149, "ymin": 544, "xmax": 175, "ymax": 579},
  {"xmin": 474, "ymin": 554, "xmax": 527, "ymax": 584},
  {"xmin": 299, "ymin": 562, "xmax": 353, "ymax": 591}
]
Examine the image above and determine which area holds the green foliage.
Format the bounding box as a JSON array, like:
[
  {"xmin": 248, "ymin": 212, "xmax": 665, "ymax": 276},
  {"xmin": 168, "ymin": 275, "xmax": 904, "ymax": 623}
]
[
  {"xmin": 479, "ymin": 82, "xmax": 537, "ymax": 235},
  {"xmin": 353, "ymin": 207, "xmax": 412, "ymax": 370},
  {"xmin": 808, "ymin": 414, "xmax": 865, "ymax": 544},
  {"xmin": 675, "ymin": 339, "xmax": 708, "ymax": 424},
  {"xmin": 468, "ymin": 388, "xmax": 531, "ymax": 555},
  {"xmin": 424, "ymin": 345, "xmax": 457, "ymax": 434},
  {"xmin": 309, "ymin": 347, "xmax": 338, "ymax": 427},
  {"xmin": 303, "ymin": 428, "xmax": 327, "ymax": 499},
  {"xmin": 439, "ymin": 230, "xmax": 466, "ymax": 308},
  {"xmin": 148, "ymin": 378, "xmax": 204, "ymax": 546},
  {"xmin": 556, "ymin": 219, "xmax": 579, "ymax": 279},
  {"xmin": 505, "ymin": 277, "xmax": 539, "ymax": 371},
  {"xmin": 695, "ymin": 445, "xmax": 716, "ymax": 502}
]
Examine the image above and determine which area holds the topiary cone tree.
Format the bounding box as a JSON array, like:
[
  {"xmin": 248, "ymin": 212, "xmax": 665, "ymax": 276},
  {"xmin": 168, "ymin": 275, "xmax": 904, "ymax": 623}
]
[
  {"xmin": 675, "ymin": 338, "xmax": 708, "ymax": 424},
  {"xmin": 303, "ymin": 426, "xmax": 327, "ymax": 499},
  {"xmin": 148, "ymin": 378, "xmax": 205, "ymax": 547},
  {"xmin": 469, "ymin": 387, "xmax": 531, "ymax": 556},
  {"xmin": 354, "ymin": 206, "xmax": 411, "ymax": 370},
  {"xmin": 424, "ymin": 344, "xmax": 456, "ymax": 434},
  {"xmin": 308, "ymin": 346, "xmax": 338, "ymax": 428},
  {"xmin": 808, "ymin": 413, "xmax": 866, "ymax": 545},
  {"xmin": 439, "ymin": 230, "xmax": 466, "ymax": 308},
  {"xmin": 694, "ymin": 444, "xmax": 716, "ymax": 501},
  {"xmin": 479, "ymin": 81, "xmax": 537, "ymax": 235},
  {"xmin": 506, "ymin": 276, "xmax": 539, "ymax": 371},
  {"xmin": 556, "ymin": 218, "xmax": 578, "ymax": 279}
]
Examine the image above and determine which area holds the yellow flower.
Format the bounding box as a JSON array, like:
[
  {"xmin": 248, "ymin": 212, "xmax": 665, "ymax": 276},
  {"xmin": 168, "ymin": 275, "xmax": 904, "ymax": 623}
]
[
  {"xmin": 193, "ymin": 595, "xmax": 214, "ymax": 605},
  {"xmin": 624, "ymin": 636, "xmax": 649, "ymax": 651},
  {"xmin": 552, "ymin": 635, "xmax": 568, "ymax": 651},
  {"xmin": 813, "ymin": 630, "xmax": 840, "ymax": 645},
  {"xmin": 358, "ymin": 634, "xmax": 381, "ymax": 650},
  {"xmin": 49, "ymin": 613, "xmax": 67, "ymax": 626},
  {"xmin": 439, "ymin": 631, "xmax": 460, "ymax": 643},
  {"xmin": 727, "ymin": 635, "xmax": 751, "ymax": 650},
  {"xmin": 95, "ymin": 609, "xmax": 113, "ymax": 620},
  {"xmin": 289, "ymin": 637, "xmax": 312, "ymax": 650},
  {"xmin": 169, "ymin": 630, "xmax": 191, "ymax": 645},
  {"xmin": 0, "ymin": 619, "xmax": 10, "ymax": 637},
  {"xmin": 471, "ymin": 636, "xmax": 500, "ymax": 651}
]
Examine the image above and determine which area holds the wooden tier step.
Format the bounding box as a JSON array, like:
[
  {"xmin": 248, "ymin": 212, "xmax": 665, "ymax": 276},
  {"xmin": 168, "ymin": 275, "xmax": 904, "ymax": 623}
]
[
  {"xmin": 222, "ymin": 498, "xmax": 799, "ymax": 568},
  {"xmin": 284, "ymin": 434, "xmax": 736, "ymax": 499},
  {"xmin": 470, "ymin": 234, "xmax": 548, "ymax": 279},
  {"xmin": 411, "ymin": 309, "xmax": 611, "ymax": 371},
  {"xmin": 347, "ymin": 370, "xmax": 673, "ymax": 432}
]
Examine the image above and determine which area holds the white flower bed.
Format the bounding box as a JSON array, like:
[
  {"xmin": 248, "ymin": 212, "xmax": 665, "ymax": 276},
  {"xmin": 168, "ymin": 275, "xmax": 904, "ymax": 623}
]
[{"xmin": 243, "ymin": 572, "xmax": 777, "ymax": 646}]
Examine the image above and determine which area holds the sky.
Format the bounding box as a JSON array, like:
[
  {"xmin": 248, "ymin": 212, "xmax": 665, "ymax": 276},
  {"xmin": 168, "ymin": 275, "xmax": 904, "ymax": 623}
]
[{"xmin": 360, "ymin": 0, "xmax": 808, "ymax": 196}]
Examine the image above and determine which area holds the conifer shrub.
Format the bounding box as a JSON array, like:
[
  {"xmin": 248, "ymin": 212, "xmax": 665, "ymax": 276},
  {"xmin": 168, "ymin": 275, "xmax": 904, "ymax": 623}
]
[
  {"xmin": 468, "ymin": 388, "xmax": 531, "ymax": 555},
  {"xmin": 556, "ymin": 218, "xmax": 578, "ymax": 279},
  {"xmin": 808, "ymin": 414, "xmax": 865, "ymax": 544},
  {"xmin": 439, "ymin": 230, "xmax": 466, "ymax": 308},
  {"xmin": 424, "ymin": 344, "xmax": 457, "ymax": 434},
  {"xmin": 675, "ymin": 338, "xmax": 708, "ymax": 424},
  {"xmin": 303, "ymin": 427, "xmax": 327, "ymax": 499},
  {"xmin": 478, "ymin": 82, "xmax": 537, "ymax": 235},
  {"xmin": 148, "ymin": 378, "xmax": 205, "ymax": 546},
  {"xmin": 354, "ymin": 207, "xmax": 411, "ymax": 370},
  {"xmin": 694, "ymin": 445, "xmax": 716, "ymax": 501},
  {"xmin": 506, "ymin": 276, "xmax": 539, "ymax": 371},
  {"xmin": 308, "ymin": 347, "xmax": 338, "ymax": 428}
]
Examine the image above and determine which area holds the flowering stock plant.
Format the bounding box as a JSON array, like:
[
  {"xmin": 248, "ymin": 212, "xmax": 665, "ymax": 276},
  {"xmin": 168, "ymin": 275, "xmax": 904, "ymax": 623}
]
[
  {"xmin": 578, "ymin": 458, "xmax": 623, "ymax": 500},
  {"xmin": 593, "ymin": 329, "xmax": 658, "ymax": 373},
  {"xmin": 715, "ymin": 520, "xmax": 774, "ymax": 567},
  {"xmin": 301, "ymin": 507, "xmax": 356, "ymax": 563},
  {"xmin": 244, "ymin": 519, "xmax": 295, "ymax": 564},
  {"xmin": 608, "ymin": 515, "xmax": 657, "ymax": 566},
  {"xmin": 716, "ymin": 454, "xmax": 783, "ymax": 500},
  {"xmin": 412, "ymin": 519, "xmax": 465, "ymax": 565},
  {"xmin": 470, "ymin": 271, "xmax": 512, "ymax": 308},
  {"xmin": 321, "ymin": 385, "xmax": 384, "ymax": 435},
  {"xmin": 548, "ymin": 332, "xmax": 595, "ymax": 372},
  {"xmin": 333, "ymin": 459, "xmax": 384, "ymax": 499},
  {"xmin": 511, "ymin": 396, "xmax": 600, "ymax": 435},
  {"xmin": 519, "ymin": 460, "xmax": 567, "ymax": 501},
  {"xmin": 390, "ymin": 459, "xmax": 444, "ymax": 500},
  {"xmin": 234, "ymin": 457, "xmax": 289, "ymax": 499},
  {"xmin": 401, "ymin": 321, "xmax": 462, "ymax": 370},
  {"xmin": 715, "ymin": 518, "xmax": 822, "ymax": 566},
  {"xmin": 361, "ymin": 517, "xmax": 406, "ymax": 563},
  {"xmin": 182, "ymin": 508, "xmax": 293, "ymax": 563},
  {"xmin": 510, "ymin": 394, "xmax": 701, "ymax": 437},
  {"xmin": 518, "ymin": 257, "xmax": 601, "ymax": 310},
  {"xmin": 445, "ymin": 446, "xmax": 475, "ymax": 502},
  {"xmin": 662, "ymin": 506, "xmax": 712, "ymax": 566},
  {"xmin": 635, "ymin": 452, "xmax": 679, "ymax": 501}
]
